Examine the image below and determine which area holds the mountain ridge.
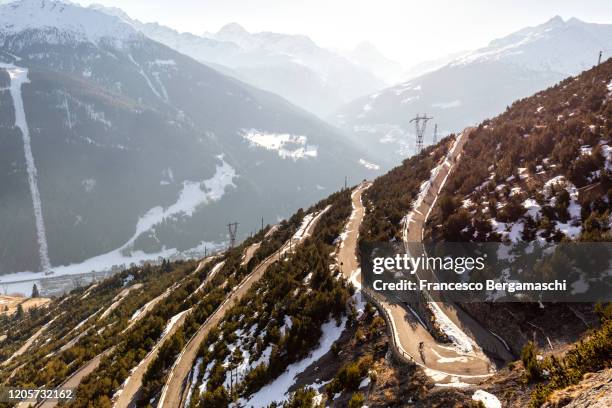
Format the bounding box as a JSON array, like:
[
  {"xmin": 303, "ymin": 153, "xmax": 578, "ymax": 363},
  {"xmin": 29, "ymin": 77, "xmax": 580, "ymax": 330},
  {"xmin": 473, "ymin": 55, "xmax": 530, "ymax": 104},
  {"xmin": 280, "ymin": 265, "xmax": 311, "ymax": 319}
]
[
  {"xmin": 89, "ymin": 4, "xmax": 392, "ymax": 117},
  {"xmin": 331, "ymin": 15, "xmax": 612, "ymax": 167}
]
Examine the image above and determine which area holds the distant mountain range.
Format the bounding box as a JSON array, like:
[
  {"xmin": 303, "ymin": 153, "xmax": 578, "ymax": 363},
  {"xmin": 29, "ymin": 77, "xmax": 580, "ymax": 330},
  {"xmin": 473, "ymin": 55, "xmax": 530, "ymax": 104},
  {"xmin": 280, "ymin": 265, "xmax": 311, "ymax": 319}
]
[
  {"xmin": 331, "ymin": 16, "xmax": 612, "ymax": 167},
  {"xmin": 0, "ymin": 0, "xmax": 380, "ymax": 276},
  {"xmin": 91, "ymin": 5, "xmax": 401, "ymax": 117}
]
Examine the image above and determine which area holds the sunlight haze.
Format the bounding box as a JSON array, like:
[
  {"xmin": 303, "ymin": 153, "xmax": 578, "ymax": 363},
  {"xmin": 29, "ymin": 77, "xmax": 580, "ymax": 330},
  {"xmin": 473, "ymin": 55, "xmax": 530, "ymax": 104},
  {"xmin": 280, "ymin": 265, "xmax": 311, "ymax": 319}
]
[{"xmin": 76, "ymin": 0, "xmax": 612, "ymax": 66}]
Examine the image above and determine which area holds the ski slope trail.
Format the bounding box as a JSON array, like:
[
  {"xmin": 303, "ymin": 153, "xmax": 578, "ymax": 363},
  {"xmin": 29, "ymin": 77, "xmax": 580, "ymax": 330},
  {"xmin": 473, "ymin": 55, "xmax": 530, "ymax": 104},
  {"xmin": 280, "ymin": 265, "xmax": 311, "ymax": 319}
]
[
  {"xmin": 158, "ymin": 207, "xmax": 330, "ymax": 408},
  {"xmin": 0, "ymin": 63, "xmax": 51, "ymax": 272}
]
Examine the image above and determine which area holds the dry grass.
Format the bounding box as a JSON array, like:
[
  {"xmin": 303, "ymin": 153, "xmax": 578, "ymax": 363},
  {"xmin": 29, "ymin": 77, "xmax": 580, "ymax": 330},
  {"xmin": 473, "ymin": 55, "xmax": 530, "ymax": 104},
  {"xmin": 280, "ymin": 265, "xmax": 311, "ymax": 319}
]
[{"xmin": 0, "ymin": 295, "xmax": 50, "ymax": 315}]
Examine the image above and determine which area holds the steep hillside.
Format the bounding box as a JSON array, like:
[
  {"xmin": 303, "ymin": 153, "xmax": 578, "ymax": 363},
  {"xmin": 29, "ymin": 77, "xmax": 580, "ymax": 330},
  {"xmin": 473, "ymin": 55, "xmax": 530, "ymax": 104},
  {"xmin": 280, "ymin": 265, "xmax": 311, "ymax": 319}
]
[
  {"xmin": 0, "ymin": 0, "xmax": 380, "ymax": 280},
  {"xmin": 1, "ymin": 31, "xmax": 610, "ymax": 408},
  {"xmin": 426, "ymin": 59, "xmax": 612, "ymax": 244},
  {"xmin": 358, "ymin": 57, "xmax": 612, "ymax": 407},
  {"xmin": 0, "ymin": 187, "xmax": 356, "ymax": 407},
  {"xmin": 332, "ymin": 16, "xmax": 612, "ymax": 167}
]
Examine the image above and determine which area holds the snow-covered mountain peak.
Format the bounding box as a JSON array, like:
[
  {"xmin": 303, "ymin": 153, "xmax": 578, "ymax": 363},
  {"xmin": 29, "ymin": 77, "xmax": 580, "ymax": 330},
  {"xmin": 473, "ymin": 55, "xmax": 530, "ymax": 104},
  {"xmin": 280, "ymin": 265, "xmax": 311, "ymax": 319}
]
[
  {"xmin": 0, "ymin": 0, "xmax": 141, "ymax": 45},
  {"xmin": 543, "ymin": 15, "xmax": 565, "ymax": 26},
  {"xmin": 210, "ymin": 21, "xmax": 320, "ymax": 54},
  {"xmin": 217, "ymin": 22, "xmax": 249, "ymax": 36},
  {"xmin": 88, "ymin": 3, "xmax": 134, "ymax": 24},
  {"xmin": 451, "ymin": 16, "xmax": 612, "ymax": 74}
]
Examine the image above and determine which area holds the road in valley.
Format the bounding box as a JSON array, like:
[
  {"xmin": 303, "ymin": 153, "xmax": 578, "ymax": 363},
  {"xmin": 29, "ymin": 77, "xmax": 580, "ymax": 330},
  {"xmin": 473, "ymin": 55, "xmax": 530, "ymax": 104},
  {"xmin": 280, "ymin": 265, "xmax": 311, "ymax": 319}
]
[{"xmin": 158, "ymin": 207, "xmax": 329, "ymax": 408}]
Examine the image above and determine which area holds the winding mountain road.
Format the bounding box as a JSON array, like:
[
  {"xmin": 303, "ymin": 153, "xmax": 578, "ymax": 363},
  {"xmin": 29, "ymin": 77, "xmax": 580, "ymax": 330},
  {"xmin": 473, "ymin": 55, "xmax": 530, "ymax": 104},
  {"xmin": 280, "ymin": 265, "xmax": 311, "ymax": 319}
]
[
  {"xmin": 337, "ymin": 182, "xmax": 371, "ymax": 282},
  {"xmin": 340, "ymin": 131, "xmax": 512, "ymax": 385},
  {"xmin": 113, "ymin": 258, "xmax": 226, "ymax": 408},
  {"xmin": 396, "ymin": 129, "xmax": 512, "ymax": 384},
  {"xmin": 34, "ymin": 346, "xmax": 117, "ymax": 408},
  {"xmin": 158, "ymin": 207, "xmax": 330, "ymax": 408},
  {"xmin": 34, "ymin": 258, "xmax": 218, "ymax": 408}
]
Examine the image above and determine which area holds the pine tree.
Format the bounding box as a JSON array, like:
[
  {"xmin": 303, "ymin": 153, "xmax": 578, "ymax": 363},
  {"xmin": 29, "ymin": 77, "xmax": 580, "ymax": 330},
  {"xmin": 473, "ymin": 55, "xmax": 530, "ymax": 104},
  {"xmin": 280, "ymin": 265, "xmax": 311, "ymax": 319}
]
[
  {"xmin": 521, "ymin": 341, "xmax": 541, "ymax": 383},
  {"xmin": 31, "ymin": 283, "xmax": 40, "ymax": 298},
  {"xmin": 15, "ymin": 303, "xmax": 24, "ymax": 319}
]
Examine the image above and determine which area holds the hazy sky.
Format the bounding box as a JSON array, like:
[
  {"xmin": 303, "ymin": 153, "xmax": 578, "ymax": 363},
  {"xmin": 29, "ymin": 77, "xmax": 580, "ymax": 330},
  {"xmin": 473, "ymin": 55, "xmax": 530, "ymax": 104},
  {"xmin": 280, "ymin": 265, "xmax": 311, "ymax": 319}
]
[{"xmin": 77, "ymin": 0, "xmax": 612, "ymax": 65}]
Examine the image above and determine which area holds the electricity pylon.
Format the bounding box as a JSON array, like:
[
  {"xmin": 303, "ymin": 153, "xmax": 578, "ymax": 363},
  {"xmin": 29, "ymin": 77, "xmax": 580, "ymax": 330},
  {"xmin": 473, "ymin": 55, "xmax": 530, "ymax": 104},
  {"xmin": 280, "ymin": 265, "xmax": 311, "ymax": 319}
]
[
  {"xmin": 227, "ymin": 222, "xmax": 238, "ymax": 248},
  {"xmin": 410, "ymin": 113, "xmax": 433, "ymax": 155}
]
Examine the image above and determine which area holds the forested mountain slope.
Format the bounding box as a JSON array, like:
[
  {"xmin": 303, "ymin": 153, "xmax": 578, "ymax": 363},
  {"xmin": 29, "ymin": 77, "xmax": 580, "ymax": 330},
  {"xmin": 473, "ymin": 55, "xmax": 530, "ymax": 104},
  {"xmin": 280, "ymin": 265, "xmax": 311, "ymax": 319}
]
[
  {"xmin": 1, "ymin": 43, "xmax": 610, "ymax": 408},
  {"xmin": 0, "ymin": 0, "xmax": 379, "ymax": 278},
  {"xmin": 357, "ymin": 58, "xmax": 612, "ymax": 407}
]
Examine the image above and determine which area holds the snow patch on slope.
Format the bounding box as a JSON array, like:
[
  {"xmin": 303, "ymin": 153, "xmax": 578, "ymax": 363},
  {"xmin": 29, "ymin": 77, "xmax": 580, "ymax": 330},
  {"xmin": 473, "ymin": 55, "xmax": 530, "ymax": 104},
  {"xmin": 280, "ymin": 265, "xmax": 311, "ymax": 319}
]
[
  {"xmin": 0, "ymin": 158, "xmax": 236, "ymax": 283},
  {"xmin": 160, "ymin": 309, "xmax": 189, "ymax": 339},
  {"xmin": 242, "ymin": 129, "xmax": 318, "ymax": 160},
  {"xmin": 472, "ymin": 390, "xmax": 501, "ymax": 408},
  {"xmin": 359, "ymin": 158, "xmax": 380, "ymax": 170},
  {"xmin": 0, "ymin": 0, "xmax": 140, "ymax": 45},
  {"xmin": 241, "ymin": 317, "xmax": 347, "ymax": 406},
  {"xmin": 126, "ymin": 156, "xmax": 236, "ymax": 248}
]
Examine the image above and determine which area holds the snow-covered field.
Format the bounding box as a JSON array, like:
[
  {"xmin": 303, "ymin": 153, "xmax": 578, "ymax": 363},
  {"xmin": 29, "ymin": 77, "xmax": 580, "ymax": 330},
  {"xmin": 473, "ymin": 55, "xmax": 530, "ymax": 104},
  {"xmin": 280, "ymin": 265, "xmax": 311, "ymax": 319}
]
[
  {"xmin": 241, "ymin": 129, "xmax": 318, "ymax": 160},
  {"xmin": 0, "ymin": 158, "xmax": 236, "ymax": 289}
]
